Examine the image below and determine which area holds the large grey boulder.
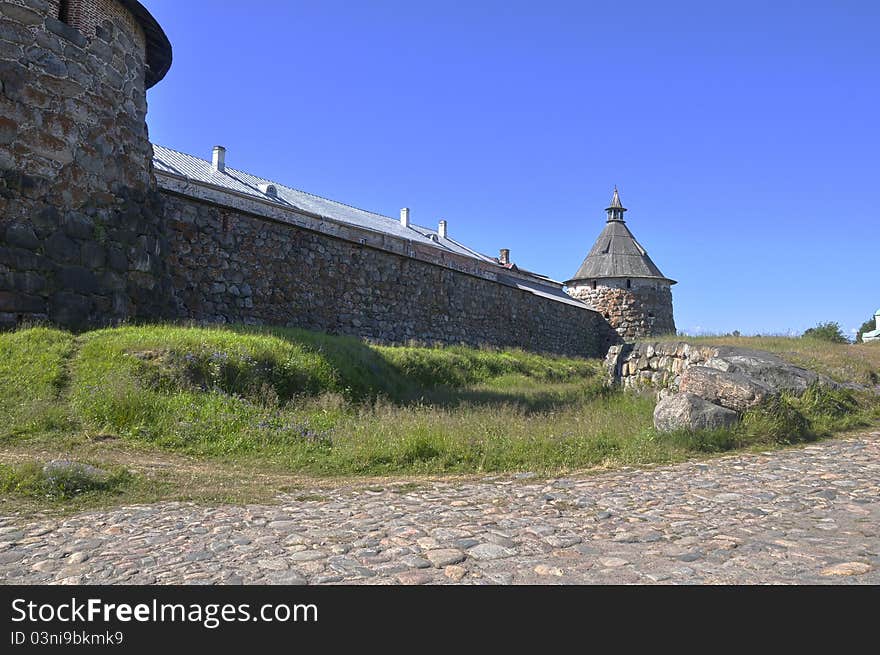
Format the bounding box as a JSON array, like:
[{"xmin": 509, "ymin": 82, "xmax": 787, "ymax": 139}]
[
  {"xmin": 705, "ymin": 347, "xmax": 829, "ymax": 395},
  {"xmin": 653, "ymin": 392, "xmax": 740, "ymax": 433},
  {"xmin": 608, "ymin": 342, "xmax": 837, "ymax": 397},
  {"xmin": 679, "ymin": 365, "xmax": 773, "ymax": 412},
  {"xmin": 612, "ymin": 341, "xmax": 847, "ymax": 434}
]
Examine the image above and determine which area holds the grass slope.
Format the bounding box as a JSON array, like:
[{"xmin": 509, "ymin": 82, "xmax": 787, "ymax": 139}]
[{"xmin": 0, "ymin": 326, "xmax": 877, "ymax": 513}]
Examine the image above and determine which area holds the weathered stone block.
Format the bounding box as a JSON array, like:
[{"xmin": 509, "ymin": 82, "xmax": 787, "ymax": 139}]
[
  {"xmin": 107, "ymin": 247, "xmax": 127, "ymax": 271},
  {"xmin": 32, "ymin": 205, "xmax": 60, "ymax": 233},
  {"xmin": 62, "ymin": 212, "xmax": 94, "ymax": 240},
  {"xmin": 0, "ymin": 291, "xmax": 45, "ymax": 313},
  {"xmin": 0, "ymin": 2, "xmax": 44, "ymax": 25},
  {"xmin": 80, "ymin": 241, "xmax": 106, "ymax": 269},
  {"xmin": 49, "ymin": 291, "xmax": 90, "ymax": 326},
  {"xmin": 0, "ymin": 61, "xmax": 26, "ymax": 99},
  {"xmin": 653, "ymin": 392, "xmax": 739, "ymax": 433},
  {"xmin": 5, "ymin": 223, "xmax": 40, "ymax": 250},
  {"xmin": 45, "ymin": 17, "xmax": 88, "ymax": 49},
  {"xmin": 56, "ymin": 265, "xmax": 99, "ymax": 294},
  {"xmin": 100, "ymin": 271, "xmax": 125, "ymax": 292},
  {"xmin": 0, "ymin": 246, "xmax": 52, "ymax": 271},
  {"xmin": 43, "ymin": 231, "xmax": 79, "ymax": 263},
  {"xmin": 130, "ymin": 250, "xmax": 153, "ymax": 272},
  {"xmin": 0, "ymin": 116, "xmax": 17, "ymax": 146},
  {"xmin": 0, "ymin": 20, "xmax": 33, "ymax": 45},
  {"xmin": 12, "ymin": 271, "xmax": 47, "ymax": 294},
  {"xmin": 26, "ymin": 49, "xmax": 69, "ymax": 78},
  {"xmin": 679, "ymin": 366, "xmax": 773, "ymax": 412},
  {"xmin": 709, "ymin": 347, "xmax": 823, "ymax": 395}
]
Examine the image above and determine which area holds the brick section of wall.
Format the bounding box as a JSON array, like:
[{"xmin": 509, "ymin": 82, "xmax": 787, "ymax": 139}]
[
  {"xmin": 162, "ymin": 193, "xmax": 618, "ymax": 358},
  {"xmin": 567, "ymin": 278, "xmax": 675, "ymax": 341},
  {"xmin": 67, "ymin": 0, "xmax": 145, "ymax": 49},
  {"xmin": 0, "ymin": 0, "xmax": 170, "ymax": 328}
]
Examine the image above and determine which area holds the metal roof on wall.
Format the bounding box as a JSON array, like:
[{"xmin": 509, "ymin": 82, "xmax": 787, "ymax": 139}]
[
  {"xmin": 151, "ymin": 145, "xmax": 590, "ymax": 309},
  {"xmin": 153, "ymin": 145, "xmax": 500, "ymax": 262}
]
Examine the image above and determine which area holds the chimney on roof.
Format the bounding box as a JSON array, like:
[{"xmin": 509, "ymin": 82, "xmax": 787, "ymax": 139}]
[
  {"xmin": 438, "ymin": 220, "xmax": 447, "ymax": 239},
  {"xmin": 400, "ymin": 207, "xmax": 410, "ymax": 228},
  {"xmin": 499, "ymin": 248, "xmax": 510, "ymax": 265},
  {"xmin": 212, "ymin": 145, "xmax": 226, "ymax": 173}
]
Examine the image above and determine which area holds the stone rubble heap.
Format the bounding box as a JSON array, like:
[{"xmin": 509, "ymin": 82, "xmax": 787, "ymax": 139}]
[{"xmin": 605, "ymin": 342, "xmax": 837, "ymax": 432}]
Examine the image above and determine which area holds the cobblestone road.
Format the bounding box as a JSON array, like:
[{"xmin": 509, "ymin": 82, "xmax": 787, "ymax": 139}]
[{"xmin": 1, "ymin": 432, "xmax": 878, "ymax": 585}]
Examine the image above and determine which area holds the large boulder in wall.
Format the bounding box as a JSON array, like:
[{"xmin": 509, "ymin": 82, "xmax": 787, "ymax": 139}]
[
  {"xmin": 705, "ymin": 347, "xmax": 828, "ymax": 395},
  {"xmin": 678, "ymin": 366, "xmax": 773, "ymax": 412},
  {"xmin": 653, "ymin": 392, "xmax": 740, "ymax": 433}
]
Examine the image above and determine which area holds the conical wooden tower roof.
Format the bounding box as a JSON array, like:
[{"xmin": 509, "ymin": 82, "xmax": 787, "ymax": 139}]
[{"xmin": 566, "ymin": 188, "xmax": 675, "ymax": 284}]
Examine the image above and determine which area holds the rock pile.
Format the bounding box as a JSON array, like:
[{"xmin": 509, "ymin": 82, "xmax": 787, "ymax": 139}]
[{"xmin": 606, "ymin": 342, "xmax": 837, "ymax": 432}]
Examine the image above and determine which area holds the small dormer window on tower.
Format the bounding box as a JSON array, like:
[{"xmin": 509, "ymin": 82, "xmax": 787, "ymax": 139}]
[{"xmin": 258, "ymin": 183, "xmax": 277, "ymax": 198}]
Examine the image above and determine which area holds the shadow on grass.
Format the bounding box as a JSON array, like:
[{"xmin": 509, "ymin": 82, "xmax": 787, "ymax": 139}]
[
  {"xmin": 226, "ymin": 323, "xmax": 604, "ymax": 413},
  {"xmin": 227, "ymin": 324, "xmax": 412, "ymax": 399},
  {"xmin": 403, "ymin": 383, "xmax": 613, "ymax": 413}
]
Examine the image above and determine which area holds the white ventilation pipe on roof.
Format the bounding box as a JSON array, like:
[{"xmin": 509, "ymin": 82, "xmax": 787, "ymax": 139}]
[{"xmin": 212, "ymin": 145, "xmax": 226, "ymax": 173}]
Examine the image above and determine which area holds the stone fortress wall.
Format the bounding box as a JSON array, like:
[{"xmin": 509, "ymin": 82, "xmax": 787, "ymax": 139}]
[
  {"xmin": 0, "ymin": 0, "xmax": 172, "ymax": 328},
  {"xmin": 567, "ymin": 277, "xmax": 676, "ymax": 341},
  {"xmin": 0, "ymin": 0, "xmax": 628, "ymax": 357},
  {"xmin": 161, "ymin": 193, "xmax": 617, "ymax": 357}
]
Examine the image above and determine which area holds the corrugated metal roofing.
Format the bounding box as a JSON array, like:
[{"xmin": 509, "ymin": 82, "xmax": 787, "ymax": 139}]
[
  {"xmin": 498, "ymin": 274, "xmax": 587, "ymax": 308},
  {"xmin": 151, "ymin": 144, "xmax": 590, "ymax": 308},
  {"xmin": 153, "ymin": 145, "xmax": 499, "ymax": 263}
]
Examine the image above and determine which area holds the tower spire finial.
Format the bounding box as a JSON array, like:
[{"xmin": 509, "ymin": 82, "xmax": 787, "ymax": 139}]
[
  {"xmin": 605, "ymin": 186, "xmax": 627, "ymax": 221},
  {"xmin": 610, "ymin": 186, "xmax": 622, "ymax": 208}
]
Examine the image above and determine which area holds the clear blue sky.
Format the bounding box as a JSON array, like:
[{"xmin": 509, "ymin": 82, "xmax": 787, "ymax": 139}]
[{"xmin": 144, "ymin": 0, "xmax": 879, "ymax": 338}]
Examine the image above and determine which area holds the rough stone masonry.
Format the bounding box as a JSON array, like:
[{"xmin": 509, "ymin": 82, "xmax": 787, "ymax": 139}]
[
  {"xmin": 1, "ymin": 0, "xmax": 669, "ymax": 356},
  {"xmin": 161, "ymin": 193, "xmax": 615, "ymax": 355},
  {"xmin": 0, "ymin": 0, "xmax": 173, "ymax": 328}
]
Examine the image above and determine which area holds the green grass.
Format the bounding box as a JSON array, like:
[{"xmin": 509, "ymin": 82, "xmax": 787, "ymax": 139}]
[
  {"xmin": 59, "ymin": 325, "xmax": 605, "ymax": 460},
  {"xmin": 0, "ymin": 461, "xmax": 133, "ymax": 501},
  {"xmin": 0, "ymin": 325, "xmax": 876, "ymax": 514},
  {"xmin": 0, "ymin": 327, "xmax": 77, "ymax": 438}
]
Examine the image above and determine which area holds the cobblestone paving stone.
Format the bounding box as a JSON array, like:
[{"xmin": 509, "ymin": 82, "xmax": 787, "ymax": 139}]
[{"xmin": 1, "ymin": 432, "xmax": 878, "ymax": 585}]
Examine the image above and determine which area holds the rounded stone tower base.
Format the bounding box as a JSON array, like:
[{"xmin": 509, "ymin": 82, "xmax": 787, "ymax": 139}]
[
  {"xmin": 567, "ymin": 278, "xmax": 675, "ymax": 340},
  {"xmin": 0, "ymin": 0, "xmax": 174, "ymax": 329}
]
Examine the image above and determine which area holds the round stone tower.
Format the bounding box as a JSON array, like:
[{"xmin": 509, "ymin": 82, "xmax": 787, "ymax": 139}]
[
  {"xmin": 0, "ymin": 0, "xmax": 173, "ymax": 328},
  {"xmin": 565, "ymin": 188, "xmax": 676, "ymax": 340}
]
